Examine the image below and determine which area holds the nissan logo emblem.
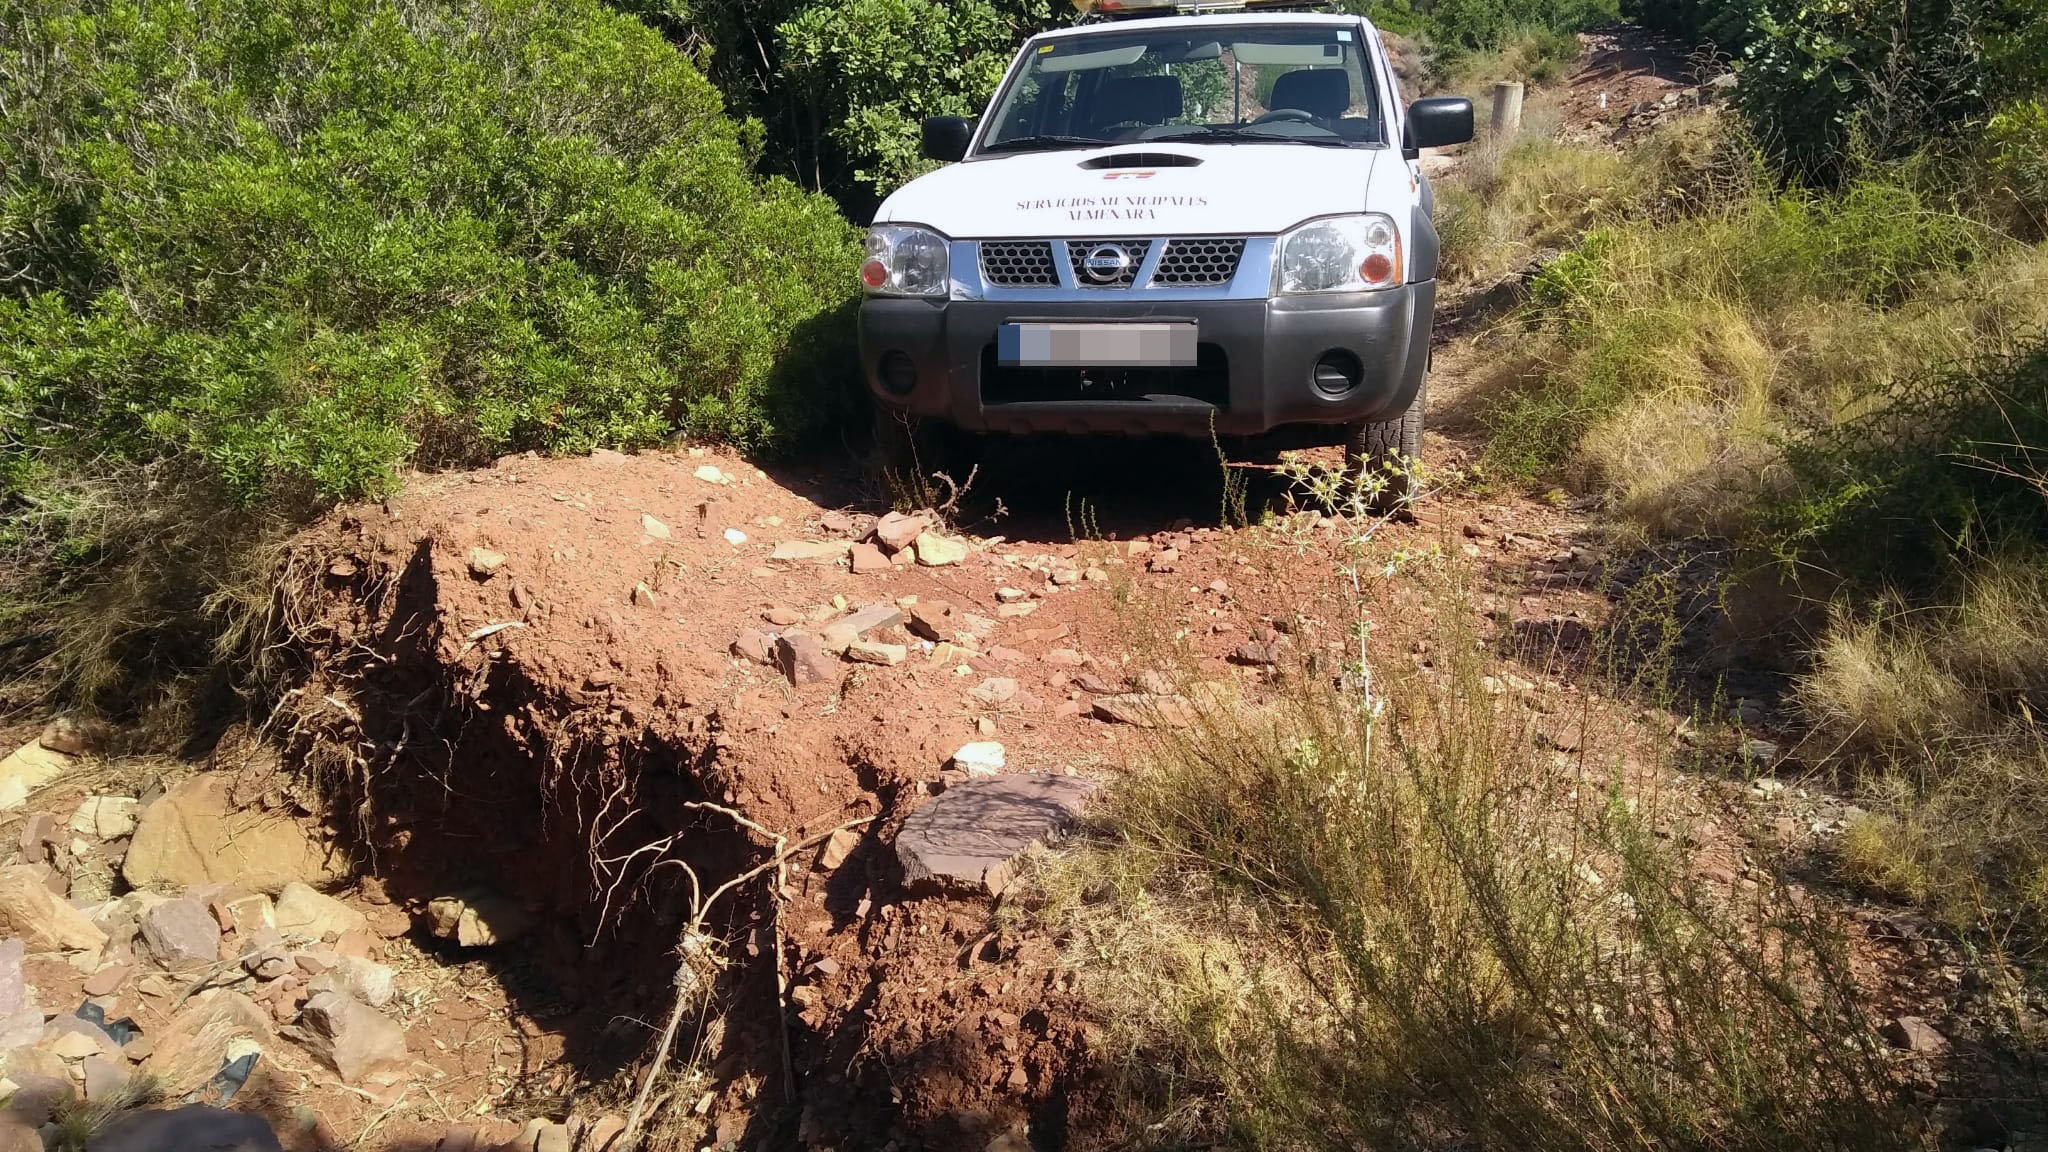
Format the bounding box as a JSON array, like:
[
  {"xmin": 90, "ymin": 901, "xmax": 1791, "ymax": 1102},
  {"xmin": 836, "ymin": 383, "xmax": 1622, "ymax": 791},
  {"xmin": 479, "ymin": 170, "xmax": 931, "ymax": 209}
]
[{"xmin": 1080, "ymin": 243, "xmax": 1131, "ymax": 283}]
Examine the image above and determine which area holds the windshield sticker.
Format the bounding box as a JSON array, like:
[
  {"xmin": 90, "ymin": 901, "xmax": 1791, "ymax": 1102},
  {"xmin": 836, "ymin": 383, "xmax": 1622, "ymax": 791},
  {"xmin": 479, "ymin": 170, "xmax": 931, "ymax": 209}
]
[{"xmin": 1016, "ymin": 194, "xmax": 1210, "ymax": 221}]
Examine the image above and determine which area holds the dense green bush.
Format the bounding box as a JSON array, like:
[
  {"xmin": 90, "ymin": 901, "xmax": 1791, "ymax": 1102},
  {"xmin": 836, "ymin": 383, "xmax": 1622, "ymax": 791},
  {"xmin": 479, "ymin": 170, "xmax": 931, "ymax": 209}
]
[
  {"xmin": 1632, "ymin": 0, "xmax": 2045, "ymax": 182},
  {"xmin": 1, "ymin": 0, "xmax": 858, "ymax": 509},
  {"xmin": 632, "ymin": 0, "xmax": 1054, "ymax": 207},
  {"xmin": 1, "ymin": 0, "xmax": 858, "ymax": 708}
]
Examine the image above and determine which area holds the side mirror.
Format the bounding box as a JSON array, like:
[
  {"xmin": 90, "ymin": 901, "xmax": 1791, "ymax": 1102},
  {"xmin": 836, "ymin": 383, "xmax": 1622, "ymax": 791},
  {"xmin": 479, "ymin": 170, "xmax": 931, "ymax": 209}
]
[
  {"xmin": 1405, "ymin": 97, "xmax": 1474, "ymax": 150},
  {"xmin": 921, "ymin": 116, "xmax": 973, "ymax": 163}
]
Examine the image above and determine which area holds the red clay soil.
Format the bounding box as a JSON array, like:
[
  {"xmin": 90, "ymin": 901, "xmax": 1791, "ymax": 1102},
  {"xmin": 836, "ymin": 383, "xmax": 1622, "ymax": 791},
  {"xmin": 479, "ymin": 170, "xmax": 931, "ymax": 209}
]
[{"xmin": 275, "ymin": 407, "xmax": 1661, "ymax": 1150}]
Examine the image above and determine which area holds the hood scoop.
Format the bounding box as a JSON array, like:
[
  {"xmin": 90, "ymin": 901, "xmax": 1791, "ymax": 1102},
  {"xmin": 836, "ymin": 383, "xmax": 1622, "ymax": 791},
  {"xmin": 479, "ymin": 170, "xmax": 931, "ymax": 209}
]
[{"xmin": 1078, "ymin": 151, "xmax": 1202, "ymax": 170}]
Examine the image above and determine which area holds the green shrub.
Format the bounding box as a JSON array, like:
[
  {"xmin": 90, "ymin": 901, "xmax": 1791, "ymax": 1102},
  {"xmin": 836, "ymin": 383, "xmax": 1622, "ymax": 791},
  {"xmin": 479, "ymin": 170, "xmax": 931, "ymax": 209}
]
[
  {"xmin": 1768, "ymin": 340, "xmax": 2048, "ymax": 582},
  {"xmin": 1986, "ymin": 99, "xmax": 2048, "ymax": 233},
  {"xmin": 0, "ymin": 0, "xmax": 859, "ymax": 708}
]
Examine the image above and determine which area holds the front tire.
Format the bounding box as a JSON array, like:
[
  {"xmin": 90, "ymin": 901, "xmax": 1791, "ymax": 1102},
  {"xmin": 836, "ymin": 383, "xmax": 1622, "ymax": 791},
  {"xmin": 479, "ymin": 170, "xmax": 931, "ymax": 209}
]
[{"xmin": 1342, "ymin": 377, "xmax": 1426, "ymax": 510}]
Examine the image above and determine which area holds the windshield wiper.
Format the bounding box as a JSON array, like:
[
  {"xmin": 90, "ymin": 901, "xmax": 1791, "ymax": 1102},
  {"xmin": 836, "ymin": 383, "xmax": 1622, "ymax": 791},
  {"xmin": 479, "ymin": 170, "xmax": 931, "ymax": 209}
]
[
  {"xmin": 1147, "ymin": 127, "xmax": 1352, "ymax": 147},
  {"xmin": 978, "ymin": 134, "xmax": 1104, "ymax": 155}
]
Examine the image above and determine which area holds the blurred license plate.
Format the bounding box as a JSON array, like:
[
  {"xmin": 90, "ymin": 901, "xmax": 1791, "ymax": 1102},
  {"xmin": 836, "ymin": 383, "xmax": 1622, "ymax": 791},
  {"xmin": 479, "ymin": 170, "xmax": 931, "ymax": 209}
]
[{"xmin": 998, "ymin": 322, "xmax": 1196, "ymax": 367}]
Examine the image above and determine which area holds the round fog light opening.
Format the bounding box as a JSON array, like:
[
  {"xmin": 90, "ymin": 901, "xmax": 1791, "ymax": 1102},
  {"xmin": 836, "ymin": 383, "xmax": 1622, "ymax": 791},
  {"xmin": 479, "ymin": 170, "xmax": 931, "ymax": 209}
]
[
  {"xmin": 1313, "ymin": 351, "xmax": 1363, "ymax": 398},
  {"xmin": 879, "ymin": 351, "xmax": 918, "ymax": 397}
]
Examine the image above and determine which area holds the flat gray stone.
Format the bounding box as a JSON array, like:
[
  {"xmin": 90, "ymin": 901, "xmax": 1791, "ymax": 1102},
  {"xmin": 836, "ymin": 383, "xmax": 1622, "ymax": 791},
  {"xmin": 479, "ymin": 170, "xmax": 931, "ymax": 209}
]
[
  {"xmin": 820, "ymin": 603, "xmax": 904, "ymax": 651},
  {"xmin": 86, "ymin": 1104, "xmax": 284, "ymax": 1151},
  {"xmin": 896, "ymin": 775, "xmax": 1097, "ymax": 898}
]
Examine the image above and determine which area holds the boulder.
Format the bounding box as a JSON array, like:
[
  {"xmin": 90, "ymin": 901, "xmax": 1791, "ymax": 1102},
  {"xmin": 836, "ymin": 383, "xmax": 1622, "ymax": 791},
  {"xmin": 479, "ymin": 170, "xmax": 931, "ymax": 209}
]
[
  {"xmin": 0, "ymin": 743, "xmax": 71, "ymax": 813},
  {"xmin": 896, "ymin": 775, "xmax": 1098, "ymax": 898},
  {"xmin": 0, "ymin": 867, "xmax": 105, "ymax": 952},
  {"xmin": 86, "ymin": 1105, "xmax": 285, "ymax": 1152},
  {"xmin": 296, "ymin": 991, "xmax": 408, "ymax": 1086},
  {"xmin": 272, "ymin": 883, "xmax": 367, "ymax": 942},
  {"xmin": 140, "ymin": 898, "xmax": 221, "ymax": 970},
  {"xmin": 123, "ymin": 775, "xmax": 348, "ymax": 894}
]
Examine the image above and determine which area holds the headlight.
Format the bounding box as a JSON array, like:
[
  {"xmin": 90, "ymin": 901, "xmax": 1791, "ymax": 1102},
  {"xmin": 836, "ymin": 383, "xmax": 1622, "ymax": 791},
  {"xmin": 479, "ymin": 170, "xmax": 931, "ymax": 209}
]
[
  {"xmin": 1276, "ymin": 214, "xmax": 1402, "ymax": 295},
  {"xmin": 861, "ymin": 225, "xmax": 949, "ymax": 297}
]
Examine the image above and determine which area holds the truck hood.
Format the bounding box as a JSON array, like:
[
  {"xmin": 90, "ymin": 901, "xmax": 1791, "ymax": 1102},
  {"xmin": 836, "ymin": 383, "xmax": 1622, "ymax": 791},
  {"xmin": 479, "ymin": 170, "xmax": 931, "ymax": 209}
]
[{"xmin": 874, "ymin": 143, "xmax": 1385, "ymax": 238}]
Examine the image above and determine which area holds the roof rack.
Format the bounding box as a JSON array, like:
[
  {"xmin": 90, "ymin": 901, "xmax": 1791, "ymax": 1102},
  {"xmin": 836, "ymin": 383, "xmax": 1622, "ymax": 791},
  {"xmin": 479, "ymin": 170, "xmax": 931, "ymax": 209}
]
[{"xmin": 1073, "ymin": 0, "xmax": 1347, "ymax": 20}]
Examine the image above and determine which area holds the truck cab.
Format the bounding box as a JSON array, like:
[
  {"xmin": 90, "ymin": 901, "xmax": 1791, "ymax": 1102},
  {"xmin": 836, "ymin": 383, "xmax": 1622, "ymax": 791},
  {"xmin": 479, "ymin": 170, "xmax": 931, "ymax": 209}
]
[{"xmin": 858, "ymin": 1, "xmax": 1472, "ymax": 491}]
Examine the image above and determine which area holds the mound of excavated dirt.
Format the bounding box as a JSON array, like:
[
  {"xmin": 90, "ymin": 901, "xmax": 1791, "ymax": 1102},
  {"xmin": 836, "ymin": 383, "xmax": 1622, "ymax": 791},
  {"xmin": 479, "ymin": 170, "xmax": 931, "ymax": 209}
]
[
  {"xmin": 284, "ymin": 444, "xmax": 1354, "ymax": 1148},
  {"xmin": 276, "ymin": 429, "xmax": 1646, "ymax": 1147}
]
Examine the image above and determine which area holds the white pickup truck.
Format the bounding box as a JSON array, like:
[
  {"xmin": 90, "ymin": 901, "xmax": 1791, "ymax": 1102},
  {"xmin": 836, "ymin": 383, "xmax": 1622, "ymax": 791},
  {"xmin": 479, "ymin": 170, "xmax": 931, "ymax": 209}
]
[{"xmin": 858, "ymin": 0, "xmax": 1471, "ymax": 490}]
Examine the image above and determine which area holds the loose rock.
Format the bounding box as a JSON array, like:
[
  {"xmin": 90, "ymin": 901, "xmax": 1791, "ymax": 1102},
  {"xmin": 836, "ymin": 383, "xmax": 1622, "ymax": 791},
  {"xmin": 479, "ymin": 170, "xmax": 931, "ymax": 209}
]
[
  {"xmin": 638, "ymin": 513, "xmax": 670, "ymax": 540},
  {"xmin": 466, "ymin": 547, "xmax": 506, "ymax": 578},
  {"xmin": 845, "ymin": 642, "xmax": 907, "ymax": 667},
  {"xmin": 815, "ymin": 828, "xmax": 861, "ymax": 872},
  {"xmin": 296, "ymin": 990, "xmax": 408, "ymax": 1085},
  {"xmin": 0, "ymin": 743, "xmax": 71, "ymax": 813},
  {"xmin": 68, "ymin": 796, "xmax": 139, "ymax": 841},
  {"xmin": 1092, "ymin": 694, "xmax": 1197, "ymax": 729},
  {"xmin": 123, "ymin": 775, "xmax": 348, "ymax": 894},
  {"xmin": 850, "ymin": 542, "xmax": 891, "ymax": 573},
  {"xmin": 731, "ymin": 629, "xmax": 777, "ymax": 666},
  {"xmin": 776, "ymin": 632, "xmax": 840, "ymax": 686},
  {"xmin": 897, "ymin": 775, "xmax": 1098, "ymax": 898},
  {"xmin": 0, "ymin": 866, "xmax": 106, "ymax": 952},
  {"xmin": 820, "ymin": 603, "xmax": 904, "ymax": 652},
  {"xmin": 873, "ymin": 512, "xmax": 928, "ymax": 553},
  {"xmin": 425, "ymin": 891, "xmax": 529, "ymax": 948},
  {"xmin": 273, "ymin": 883, "xmax": 369, "ymax": 942},
  {"xmin": 770, "ymin": 540, "xmax": 852, "ymax": 564},
  {"xmin": 950, "ymin": 742, "xmax": 1006, "ymax": 778},
  {"xmin": 141, "ymin": 898, "xmax": 222, "ymax": 970},
  {"xmin": 913, "ymin": 532, "xmax": 967, "ymax": 567}
]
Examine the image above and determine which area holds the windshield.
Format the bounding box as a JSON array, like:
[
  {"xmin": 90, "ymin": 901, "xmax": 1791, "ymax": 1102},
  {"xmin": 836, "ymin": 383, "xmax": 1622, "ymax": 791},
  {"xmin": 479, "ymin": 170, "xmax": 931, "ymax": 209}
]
[{"xmin": 979, "ymin": 24, "xmax": 1383, "ymax": 153}]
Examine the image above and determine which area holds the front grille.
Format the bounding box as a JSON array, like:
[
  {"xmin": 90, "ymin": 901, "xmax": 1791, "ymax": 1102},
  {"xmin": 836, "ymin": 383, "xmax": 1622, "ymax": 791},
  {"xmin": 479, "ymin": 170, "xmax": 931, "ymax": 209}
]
[
  {"xmin": 1153, "ymin": 238, "xmax": 1246, "ymax": 285},
  {"xmin": 1066, "ymin": 239, "xmax": 1152, "ymax": 288},
  {"xmin": 981, "ymin": 241, "xmax": 1057, "ymax": 287},
  {"xmin": 980, "ymin": 342, "xmax": 1229, "ymax": 407}
]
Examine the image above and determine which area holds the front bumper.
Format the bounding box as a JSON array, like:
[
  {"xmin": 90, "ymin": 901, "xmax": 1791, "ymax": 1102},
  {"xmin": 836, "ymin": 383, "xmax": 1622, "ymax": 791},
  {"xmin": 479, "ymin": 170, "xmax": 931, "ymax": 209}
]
[{"xmin": 860, "ymin": 282, "xmax": 1434, "ymax": 437}]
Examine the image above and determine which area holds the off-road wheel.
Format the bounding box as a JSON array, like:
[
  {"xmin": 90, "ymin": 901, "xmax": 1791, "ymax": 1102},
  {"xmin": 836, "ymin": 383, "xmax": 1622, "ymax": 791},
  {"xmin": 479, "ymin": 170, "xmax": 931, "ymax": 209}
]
[{"xmin": 1342, "ymin": 377, "xmax": 1426, "ymax": 512}]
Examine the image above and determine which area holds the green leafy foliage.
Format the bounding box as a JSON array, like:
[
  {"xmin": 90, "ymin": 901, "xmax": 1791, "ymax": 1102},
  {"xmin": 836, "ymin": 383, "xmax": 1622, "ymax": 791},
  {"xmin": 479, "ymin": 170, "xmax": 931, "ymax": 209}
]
[
  {"xmin": 0, "ymin": 0, "xmax": 858, "ymax": 512},
  {"xmin": 1770, "ymin": 341, "xmax": 2048, "ymax": 582},
  {"xmin": 0, "ymin": 0, "xmax": 857, "ymax": 708}
]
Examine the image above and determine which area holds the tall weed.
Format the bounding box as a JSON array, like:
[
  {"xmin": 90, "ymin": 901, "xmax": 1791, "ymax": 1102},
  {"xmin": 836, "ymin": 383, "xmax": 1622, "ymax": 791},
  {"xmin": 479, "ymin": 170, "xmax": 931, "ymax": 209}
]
[{"xmin": 1026, "ymin": 566, "xmax": 1921, "ymax": 1150}]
